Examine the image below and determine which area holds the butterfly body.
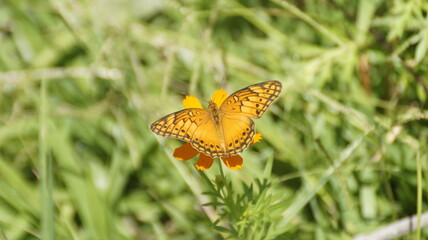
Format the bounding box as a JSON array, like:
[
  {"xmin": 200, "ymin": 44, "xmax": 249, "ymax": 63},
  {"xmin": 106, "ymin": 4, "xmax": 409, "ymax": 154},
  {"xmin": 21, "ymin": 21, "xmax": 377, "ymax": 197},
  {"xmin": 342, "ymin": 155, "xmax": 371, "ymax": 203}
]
[
  {"xmin": 209, "ymin": 100, "xmax": 221, "ymax": 124},
  {"xmin": 207, "ymin": 100, "xmax": 227, "ymax": 155},
  {"xmin": 151, "ymin": 81, "xmax": 282, "ymax": 158}
]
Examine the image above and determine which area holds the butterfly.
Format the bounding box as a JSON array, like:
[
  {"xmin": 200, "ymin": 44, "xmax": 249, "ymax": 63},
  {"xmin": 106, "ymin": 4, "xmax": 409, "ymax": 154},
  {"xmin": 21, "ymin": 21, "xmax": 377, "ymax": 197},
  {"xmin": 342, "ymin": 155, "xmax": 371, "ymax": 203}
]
[{"xmin": 150, "ymin": 81, "xmax": 282, "ymax": 158}]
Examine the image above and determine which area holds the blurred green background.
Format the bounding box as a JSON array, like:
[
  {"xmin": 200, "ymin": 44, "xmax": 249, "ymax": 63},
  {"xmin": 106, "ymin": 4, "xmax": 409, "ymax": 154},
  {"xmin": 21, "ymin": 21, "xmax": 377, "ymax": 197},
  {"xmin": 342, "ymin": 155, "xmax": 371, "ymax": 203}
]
[{"xmin": 1, "ymin": 0, "xmax": 427, "ymax": 239}]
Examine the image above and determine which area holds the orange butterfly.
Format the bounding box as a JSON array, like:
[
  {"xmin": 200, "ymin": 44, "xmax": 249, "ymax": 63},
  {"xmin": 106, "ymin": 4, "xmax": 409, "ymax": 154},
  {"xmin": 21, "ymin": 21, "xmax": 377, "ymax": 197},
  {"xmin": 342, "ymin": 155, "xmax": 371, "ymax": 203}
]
[{"xmin": 150, "ymin": 81, "xmax": 282, "ymax": 158}]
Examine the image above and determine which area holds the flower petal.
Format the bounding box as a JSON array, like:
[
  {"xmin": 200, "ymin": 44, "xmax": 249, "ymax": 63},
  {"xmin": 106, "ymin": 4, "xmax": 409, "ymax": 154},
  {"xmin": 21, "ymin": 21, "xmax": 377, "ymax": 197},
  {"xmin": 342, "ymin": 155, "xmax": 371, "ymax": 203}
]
[
  {"xmin": 221, "ymin": 155, "xmax": 243, "ymax": 170},
  {"xmin": 211, "ymin": 89, "xmax": 228, "ymax": 106},
  {"xmin": 250, "ymin": 133, "xmax": 263, "ymax": 145},
  {"xmin": 173, "ymin": 143, "xmax": 199, "ymax": 161},
  {"xmin": 195, "ymin": 153, "xmax": 215, "ymax": 170},
  {"xmin": 183, "ymin": 95, "xmax": 203, "ymax": 109}
]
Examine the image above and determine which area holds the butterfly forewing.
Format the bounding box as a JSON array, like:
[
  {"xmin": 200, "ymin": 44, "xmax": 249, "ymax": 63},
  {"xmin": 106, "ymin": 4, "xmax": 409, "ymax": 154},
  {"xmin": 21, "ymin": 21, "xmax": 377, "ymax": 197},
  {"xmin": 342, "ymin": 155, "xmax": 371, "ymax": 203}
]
[
  {"xmin": 150, "ymin": 108, "xmax": 209, "ymax": 142},
  {"xmin": 220, "ymin": 81, "xmax": 282, "ymax": 118}
]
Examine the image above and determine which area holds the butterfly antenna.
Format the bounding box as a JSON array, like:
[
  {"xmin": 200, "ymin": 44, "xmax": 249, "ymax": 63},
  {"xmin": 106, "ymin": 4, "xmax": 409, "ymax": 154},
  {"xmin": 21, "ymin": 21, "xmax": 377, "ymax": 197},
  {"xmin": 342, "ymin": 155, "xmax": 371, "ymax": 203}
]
[
  {"xmin": 219, "ymin": 75, "xmax": 226, "ymax": 89},
  {"xmin": 219, "ymin": 40, "xmax": 229, "ymax": 89},
  {"xmin": 201, "ymin": 98, "xmax": 209, "ymax": 104},
  {"xmin": 180, "ymin": 91, "xmax": 189, "ymax": 97}
]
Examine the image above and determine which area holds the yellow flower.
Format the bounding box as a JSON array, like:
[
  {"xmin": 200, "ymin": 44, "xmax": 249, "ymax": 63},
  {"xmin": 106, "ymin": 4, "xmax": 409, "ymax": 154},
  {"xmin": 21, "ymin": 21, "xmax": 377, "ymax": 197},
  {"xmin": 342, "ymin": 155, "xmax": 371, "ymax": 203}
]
[{"xmin": 173, "ymin": 89, "xmax": 263, "ymax": 170}]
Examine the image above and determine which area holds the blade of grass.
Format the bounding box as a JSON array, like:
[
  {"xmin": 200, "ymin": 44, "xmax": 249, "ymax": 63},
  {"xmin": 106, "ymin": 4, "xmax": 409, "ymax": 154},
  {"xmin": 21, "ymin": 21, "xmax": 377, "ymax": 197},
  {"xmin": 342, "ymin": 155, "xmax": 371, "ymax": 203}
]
[
  {"xmin": 416, "ymin": 149, "xmax": 422, "ymax": 240},
  {"xmin": 39, "ymin": 77, "xmax": 54, "ymax": 239}
]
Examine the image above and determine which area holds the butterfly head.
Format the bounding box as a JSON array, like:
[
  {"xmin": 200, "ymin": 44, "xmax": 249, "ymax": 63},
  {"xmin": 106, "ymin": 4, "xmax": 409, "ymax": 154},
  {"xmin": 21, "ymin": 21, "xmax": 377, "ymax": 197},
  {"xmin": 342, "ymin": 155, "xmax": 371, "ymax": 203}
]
[{"xmin": 208, "ymin": 100, "xmax": 219, "ymax": 110}]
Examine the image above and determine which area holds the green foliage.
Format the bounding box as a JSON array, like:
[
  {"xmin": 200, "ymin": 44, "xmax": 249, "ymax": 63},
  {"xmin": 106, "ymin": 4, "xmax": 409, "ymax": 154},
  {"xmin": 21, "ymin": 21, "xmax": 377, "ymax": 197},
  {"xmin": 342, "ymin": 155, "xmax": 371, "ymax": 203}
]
[
  {"xmin": 200, "ymin": 164, "xmax": 286, "ymax": 240},
  {"xmin": 0, "ymin": 0, "xmax": 427, "ymax": 239}
]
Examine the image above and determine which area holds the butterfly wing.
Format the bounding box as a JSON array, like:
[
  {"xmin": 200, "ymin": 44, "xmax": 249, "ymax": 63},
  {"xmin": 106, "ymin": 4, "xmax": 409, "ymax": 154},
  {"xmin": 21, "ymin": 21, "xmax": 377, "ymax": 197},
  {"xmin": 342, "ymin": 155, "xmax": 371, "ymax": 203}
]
[
  {"xmin": 151, "ymin": 108, "xmax": 226, "ymax": 158},
  {"xmin": 150, "ymin": 108, "xmax": 210, "ymax": 142},
  {"xmin": 217, "ymin": 81, "xmax": 282, "ymax": 156},
  {"xmin": 220, "ymin": 81, "xmax": 282, "ymax": 118},
  {"xmin": 190, "ymin": 118, "xmax": 226, "ymax": 158},
  {"xmin": 221, "ymin": 115, "xmax": 255, "ymax": 156}
]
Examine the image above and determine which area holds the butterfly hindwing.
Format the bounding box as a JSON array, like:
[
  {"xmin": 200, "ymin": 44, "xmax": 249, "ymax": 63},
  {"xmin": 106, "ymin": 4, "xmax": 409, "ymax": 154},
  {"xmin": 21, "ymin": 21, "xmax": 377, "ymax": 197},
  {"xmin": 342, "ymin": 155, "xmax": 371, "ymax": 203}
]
[
  {"xmin": 190, "ymin": 118, "xmax": 225, "ymax": 158},
  {"xmin": 220, "ymin": 81, "xmax": 282, "ymax": 118},
  {"xmin": 150, "ymin": 108, "xmax": 209, "ymax": 142},
  {"xmin": 222, "ymin": 115, "xmax": 255, "ymax": 156}
]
